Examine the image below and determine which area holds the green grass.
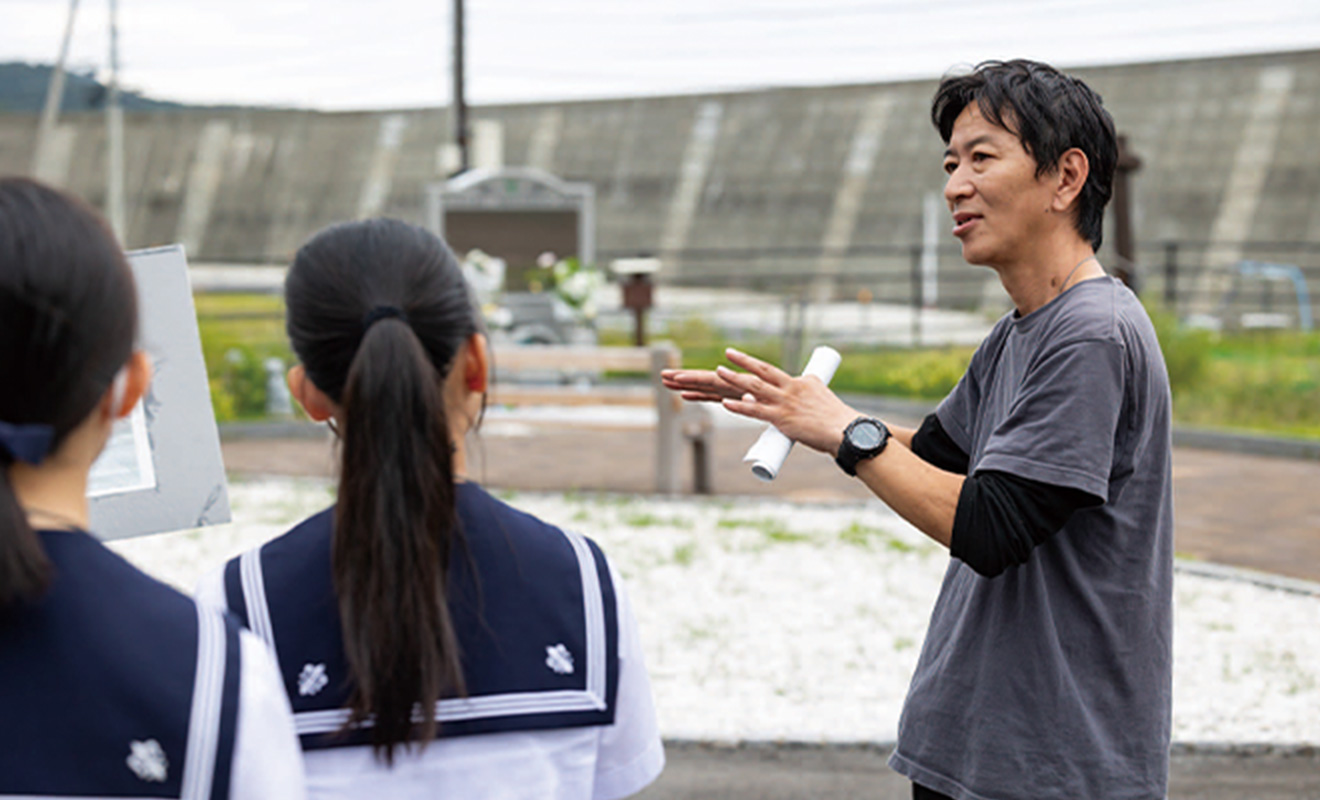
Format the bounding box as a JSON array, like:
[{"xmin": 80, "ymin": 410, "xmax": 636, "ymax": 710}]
[
  {"xmin": 622, "ymin": 512, "xmax": 687, "ymax": 528},
  {"xmin": 1149, "ymin": 307, "xmax": 1320, "ymax": 438},
  {"xmin": 195, "ymin": 294, "xmax": 294, "ymax": 422},
  {"xmin": 839, "ymin": 522, "xmax": 920, "ymax": 552},
  {"xmin": 716, "ymin": 517, "xmax": 810, "ymax": 543},
  {"xmin": 194, "ymin": 294, "xmax": 1320, "ymax": 439},
  {"xmin": 671, "ymin": 542, "xmax": 698, "ymax": 566}
]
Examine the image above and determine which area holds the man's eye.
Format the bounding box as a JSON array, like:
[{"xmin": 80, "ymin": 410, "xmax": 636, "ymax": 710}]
[
  {"xmin": 972, "ymin": 152, "xmax": 991, "ymax": 162},
  {"xmin": 942, "ymin": 161, "xmax": 957, "ymax": 174}
]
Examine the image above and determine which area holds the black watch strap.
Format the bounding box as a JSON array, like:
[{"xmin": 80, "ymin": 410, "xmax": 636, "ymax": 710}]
[{"xmin": 835, "ymin": 417, "xmax": 890, "ymax": 476}]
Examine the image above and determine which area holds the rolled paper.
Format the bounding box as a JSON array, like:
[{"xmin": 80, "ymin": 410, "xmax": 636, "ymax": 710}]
[{"xmin": 742, "ymin": 346, "xmax": 843, "ymax": 481}]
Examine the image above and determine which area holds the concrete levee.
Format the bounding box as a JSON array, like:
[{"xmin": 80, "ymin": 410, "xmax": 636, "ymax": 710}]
[{"xmin": 4, "ymin": 48, "xmax": 1320, "ymax": 318}]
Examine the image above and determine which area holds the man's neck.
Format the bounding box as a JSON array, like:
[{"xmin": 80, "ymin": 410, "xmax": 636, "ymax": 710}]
[{"xmin": 996, "ymin": 237, "xmax": 1101, "ymax": 317}]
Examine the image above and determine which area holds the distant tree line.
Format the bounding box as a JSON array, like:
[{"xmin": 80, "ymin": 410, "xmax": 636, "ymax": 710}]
[{"xmin": 0, "ymin": 62, "xmax": 187, "ymax": 113}]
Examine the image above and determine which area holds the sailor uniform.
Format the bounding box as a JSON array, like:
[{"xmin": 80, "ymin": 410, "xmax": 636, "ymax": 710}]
[
  {"xmin": 0, "ymin": 529, "xmax": 306, "ymax": 800},
  {"xmin": 201, "ymin": 481, "xmax": 663, "ymax": 800}
]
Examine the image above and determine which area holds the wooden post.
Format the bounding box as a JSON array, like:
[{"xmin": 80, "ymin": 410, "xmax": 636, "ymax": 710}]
[{"xmin": 1113, "ymin": 135, "xmax": 1143, "ymax": 289}]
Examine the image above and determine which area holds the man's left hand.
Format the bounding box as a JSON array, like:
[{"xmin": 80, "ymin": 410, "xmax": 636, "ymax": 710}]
[{"xmin": 661, "ymin": 348, "xmax": 858, "ymax": 455}]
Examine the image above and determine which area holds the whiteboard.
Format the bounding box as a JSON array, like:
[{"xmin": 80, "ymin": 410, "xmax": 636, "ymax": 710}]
[{"xmin": 88, "ymin": 245, "xmax": 231, "ymax": 539}]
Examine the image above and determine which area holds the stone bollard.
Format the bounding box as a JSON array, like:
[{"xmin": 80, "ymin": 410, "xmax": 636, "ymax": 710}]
[{"xmin": 265, "ymin": 357, "xmax": 293, "ymax": 417}]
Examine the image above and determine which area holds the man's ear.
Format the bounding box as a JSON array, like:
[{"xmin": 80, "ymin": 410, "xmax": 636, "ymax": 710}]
[
  {"xmin": 463, "ymin": 332, "xmax": 489, "ymax": 394},
  {"xmin": 1050, "ymin": 147, "xmax": 1090, "ymax": 215},
  {"xmin": 106, "ymin": 350, "xmax": 152, "ymax": 420},
  {"xmin": 287, "ymin": 365, "xmax": 336, "ymax": 422}
]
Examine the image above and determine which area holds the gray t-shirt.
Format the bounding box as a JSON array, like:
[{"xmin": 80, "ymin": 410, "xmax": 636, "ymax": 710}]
[{"xmin": 889, "ymin": 277, "xmax": 1174, "ymax": 800}]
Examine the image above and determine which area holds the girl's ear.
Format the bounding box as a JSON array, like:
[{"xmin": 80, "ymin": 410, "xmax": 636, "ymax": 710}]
[
  {"xmin": 106, "ymin": 350, "xmax": 153, "ymax": 420},
  {"xmin": 287, "ymin": 365, "xmax": 337, "ymax": 422},
  {"xmin": 463, "ymin": 332, "xmax": 489, "ymax": 394}
]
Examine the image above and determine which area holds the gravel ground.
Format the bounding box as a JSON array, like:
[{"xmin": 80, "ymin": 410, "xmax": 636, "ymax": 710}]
[{"xmin": 108, "ymin": 476, "xmax": 1320, "ymax": 747}]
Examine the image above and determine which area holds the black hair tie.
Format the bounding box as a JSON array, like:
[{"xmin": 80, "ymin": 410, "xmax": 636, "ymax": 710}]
[{"xmin": 362, "ymin": 305, "xmax": 409, "ymax": 332}]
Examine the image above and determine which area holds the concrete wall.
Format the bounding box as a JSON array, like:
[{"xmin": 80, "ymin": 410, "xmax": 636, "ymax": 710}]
[{"xmin": 4, "ymin": 49, "xmax": 1320, "ymax": 313}]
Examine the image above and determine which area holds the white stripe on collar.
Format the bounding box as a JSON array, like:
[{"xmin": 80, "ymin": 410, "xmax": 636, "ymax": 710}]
[
  {"xmin": 239, "ymin": 548, "xmax": 279, "ymax": 665},
  {"xmin": 180, "ymin": 604, "xmax": 225, "ymax": 800}
]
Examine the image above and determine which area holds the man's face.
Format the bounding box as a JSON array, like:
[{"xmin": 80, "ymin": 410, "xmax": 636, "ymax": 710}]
[{"xmin": 941, "ymin": 103, "xmax": 1057, "ymax": 269}]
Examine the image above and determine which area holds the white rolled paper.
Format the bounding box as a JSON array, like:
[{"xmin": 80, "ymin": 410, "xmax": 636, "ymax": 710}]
[{"xmin": 742, "ymin": 345, "xmax": 843, "ymax": 481}]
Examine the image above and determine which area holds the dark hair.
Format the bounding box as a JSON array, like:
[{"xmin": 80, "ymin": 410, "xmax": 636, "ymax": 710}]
[
  {"xmin": 931, "ymin": 59, "xmax": 1118, "ymax": 251},
  {"xmin": 0, "ymin": 177, "xmax": 137, "ymax": 607},
  {"xmin": 284, "ymin": 218, "xmax": 480, "ymax": 763}
]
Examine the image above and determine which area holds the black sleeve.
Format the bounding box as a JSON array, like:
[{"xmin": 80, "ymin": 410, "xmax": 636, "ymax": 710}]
[
  {"xmin": 950, "ymin": 470, "xmax": 1102, "ymax": 578},
  {"xmin": 910, "ymin": 413, "xmax": 970, "ymax": 475}
]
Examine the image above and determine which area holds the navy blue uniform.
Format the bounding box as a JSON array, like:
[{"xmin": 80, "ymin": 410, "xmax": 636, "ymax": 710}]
[
  {"xmin": 1, "ymin": 529, "xmax": 240, "ymax": 799},
  {"xmin": 222, "ymin": 482, "xmax": 620, "ymax": 750}
]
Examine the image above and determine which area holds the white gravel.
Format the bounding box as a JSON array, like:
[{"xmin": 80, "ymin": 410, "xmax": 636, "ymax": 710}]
[{"xmin": 108, "ymin": 476, "xmax": 1320, "ymax": 746}]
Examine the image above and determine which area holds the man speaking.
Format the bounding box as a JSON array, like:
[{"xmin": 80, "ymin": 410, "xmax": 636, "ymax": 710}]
[{"xmin": 663, "ymin": 59, "xmax": 1173, "ymax": 800}]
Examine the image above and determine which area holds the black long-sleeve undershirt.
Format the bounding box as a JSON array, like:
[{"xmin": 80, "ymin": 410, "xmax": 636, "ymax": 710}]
[{"xmin": 908, "ymin": 413, "xmax": 1101, "ymax": 577}]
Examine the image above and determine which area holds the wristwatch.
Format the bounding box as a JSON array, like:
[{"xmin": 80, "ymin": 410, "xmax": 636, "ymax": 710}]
[{"xmin": 835, "ymin": 416, "xmax": 890, "ymax": 476}]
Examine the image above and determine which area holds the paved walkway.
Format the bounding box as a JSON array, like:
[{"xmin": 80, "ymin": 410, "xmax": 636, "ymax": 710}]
[
  {"xmin": 635, "ymin": 743, "xmax": 1320, "ymax": 800},
  {"xmin": 222, "ymin": 417, "xmax": 1320, "ymax": 584}
]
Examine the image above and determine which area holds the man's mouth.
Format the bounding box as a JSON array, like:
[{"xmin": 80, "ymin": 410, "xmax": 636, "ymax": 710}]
[{"xmin": 951, "ymin": 211, "xmax": 981, "ymax": 237}]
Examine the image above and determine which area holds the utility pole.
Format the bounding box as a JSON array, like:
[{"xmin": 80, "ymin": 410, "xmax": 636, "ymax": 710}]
[
  {"xmin": 106, "ymin": 0, "xmax": 126, "ymax": 241},
  {"xmin": 450, "ymin": 0, "xmax": 469, "ymax": 175},
  {"xmin": 31, "ymin": 0, "xmax": 81, "ymax": 178}
]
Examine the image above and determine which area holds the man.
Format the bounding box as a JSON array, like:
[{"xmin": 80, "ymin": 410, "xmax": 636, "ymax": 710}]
[{"xmin": 662, "ymin": 59, "xmax": 1173, "ymax": 800}]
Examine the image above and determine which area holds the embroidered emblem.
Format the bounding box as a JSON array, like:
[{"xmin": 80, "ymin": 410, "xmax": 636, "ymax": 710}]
[
  {"xmin": 299, "ymin": 662, "xmax": 329, "ymax": 696},
  {"xmin": 126, "ymin": 739, "xmax": 168, "ymax": 782},
  {"xmin": 545, "ymin": 643, "xmax": 574, "ymax": 675}
]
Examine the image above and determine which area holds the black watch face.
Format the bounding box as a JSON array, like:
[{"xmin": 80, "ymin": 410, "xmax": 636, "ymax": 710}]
[{"xmin": 850, "ymin": 420, "xmax": 884, "ymax": 449}]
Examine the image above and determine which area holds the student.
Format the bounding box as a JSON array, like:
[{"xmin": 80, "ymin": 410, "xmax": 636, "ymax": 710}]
[
  {"xmin": 664, "ymin": 59, "xmax": 1173, "ymax": 800},
  {"xmin": 197, "ymin": 218, "xmax": 664, "ymax": 799},
  {"xmin": 0, "ymin": 177, "xmax": 306, "ymax": 799}
]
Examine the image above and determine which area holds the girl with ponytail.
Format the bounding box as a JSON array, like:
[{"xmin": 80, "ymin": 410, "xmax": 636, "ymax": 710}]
[
  {"xmin": 0, "ymin": 177, "xmax": 305, "ymax": 798},
  {"xmin": 200, "ymin": 218, "xmax": 662, "ymax": 798}
]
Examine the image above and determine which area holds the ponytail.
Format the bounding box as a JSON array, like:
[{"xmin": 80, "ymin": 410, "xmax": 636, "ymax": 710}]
[
  {"xmin": 334, "ymin": 316, "xmax": 466, "ymax": 763},
  {"xmin": 0, "ymin": 460, "xmax": 50, "ymax": 608}
]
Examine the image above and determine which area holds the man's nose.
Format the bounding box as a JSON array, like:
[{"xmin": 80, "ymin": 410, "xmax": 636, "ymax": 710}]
[{"xmin": 944, "ymin": 166, "xmax": 972, "ymax": 207}]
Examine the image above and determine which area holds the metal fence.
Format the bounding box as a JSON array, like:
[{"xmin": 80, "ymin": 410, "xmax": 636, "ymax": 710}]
[
  {"xmin": 1135, "ymin": 240, "xmax": 1320, "ymax": 330},
  {"xmin": 599, "ymin": 239, "xmax": 1320, "ymax": 336}
]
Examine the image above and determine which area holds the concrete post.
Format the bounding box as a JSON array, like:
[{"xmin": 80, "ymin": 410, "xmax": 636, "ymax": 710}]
[
  {"xmin": 651, "ymin": 343, "xmax": 681, "ymax": 495},
  {"xmin": 31, "ymin": 0, "xmax": 80, "ymax": 179}
]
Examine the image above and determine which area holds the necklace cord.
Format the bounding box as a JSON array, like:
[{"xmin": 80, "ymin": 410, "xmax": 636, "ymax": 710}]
[{"xmin": 1059, "ymin": 255, "xmax": 1099, "ymax": 296}]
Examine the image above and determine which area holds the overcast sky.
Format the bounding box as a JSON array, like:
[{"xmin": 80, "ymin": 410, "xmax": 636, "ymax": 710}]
[{"xmin": 5, "ymin": 0, "xmax": 1320, "ymax": 110}]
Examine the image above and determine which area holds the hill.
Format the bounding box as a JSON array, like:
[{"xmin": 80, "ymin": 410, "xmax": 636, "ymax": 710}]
[{"xmin": 0, "ymin": 62, "xmax": 186, "ymax": 113}]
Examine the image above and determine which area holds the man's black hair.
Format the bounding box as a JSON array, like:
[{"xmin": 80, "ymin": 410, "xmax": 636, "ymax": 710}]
[{"xmin": 931, "ymin": 59, "xmax": 1117, "ymax": 251}]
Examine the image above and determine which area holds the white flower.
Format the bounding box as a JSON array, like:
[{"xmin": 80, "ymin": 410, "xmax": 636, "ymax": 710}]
[
  {"xmin": 126, "ymin": 739, "xmax": 168, "ymax": 783},
  {"xmin": 545, "ymin": 643, "xmax": 575, "ymax": 675},
  {"xmin": 298, "ymin": 663, "xmax": 329, "ymax": 696},
  {"xmin": 537, "ymin": 251, "xmax": 558, "ymax": 269}
]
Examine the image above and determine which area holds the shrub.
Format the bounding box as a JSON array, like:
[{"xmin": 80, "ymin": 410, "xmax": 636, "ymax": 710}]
[
  {"xmin": 832, "ymin": 347, "xmax": 973, "ymax": 399},
  {"xmin": 194, "ymin": 294, "xmax": 294, "ymax": 421},
  {"xmin": 1145, "ymin": 303, "xmax": 1213, "ymax": 396}
]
